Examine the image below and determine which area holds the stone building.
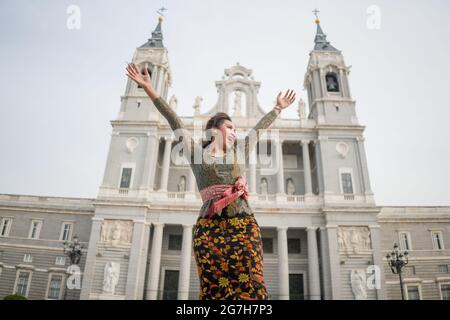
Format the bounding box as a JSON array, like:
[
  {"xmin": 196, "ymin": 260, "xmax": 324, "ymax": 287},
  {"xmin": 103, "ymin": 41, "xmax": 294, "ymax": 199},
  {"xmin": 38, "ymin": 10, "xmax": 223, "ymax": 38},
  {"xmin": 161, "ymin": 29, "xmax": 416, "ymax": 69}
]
[{"xmin": 0, "ymin": 15, "xmax": 449, "ymax": 300}]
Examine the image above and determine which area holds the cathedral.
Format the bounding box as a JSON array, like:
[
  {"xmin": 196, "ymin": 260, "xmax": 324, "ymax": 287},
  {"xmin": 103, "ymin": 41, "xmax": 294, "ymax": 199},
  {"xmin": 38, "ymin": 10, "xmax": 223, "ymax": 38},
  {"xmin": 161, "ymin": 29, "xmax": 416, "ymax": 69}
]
[{"xmin": 0, "ymin": 15, "xmax": 449, "ymax": 300}]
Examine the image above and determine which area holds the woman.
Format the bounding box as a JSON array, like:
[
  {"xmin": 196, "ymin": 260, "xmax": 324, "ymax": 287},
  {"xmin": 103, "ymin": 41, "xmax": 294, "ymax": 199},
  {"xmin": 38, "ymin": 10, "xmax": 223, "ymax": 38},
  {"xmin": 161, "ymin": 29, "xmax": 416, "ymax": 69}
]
[{"xmin": 126, "ymin": 63, "xmax": 296, "ymax": 300}]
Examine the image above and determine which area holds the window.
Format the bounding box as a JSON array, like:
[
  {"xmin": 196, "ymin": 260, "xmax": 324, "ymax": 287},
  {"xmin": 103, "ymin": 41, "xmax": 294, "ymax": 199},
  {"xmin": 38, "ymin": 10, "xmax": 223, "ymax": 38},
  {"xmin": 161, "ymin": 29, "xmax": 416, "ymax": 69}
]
[
  {"xmin": 406, "ymin": 285, "xmax": 421, "ymax": 300},
  {"xmin": 288, "ymin": 238, "xmax": 301, "ymax": 254},
  {"xmin": 162, "ymin": 269, "xmax": 179, "ymax": 300},
  {"xmin": 399, "ymin": 232, "xmax": 412, "ymax": 251},
  {"xmin": 431, "ymin": 231, "xmax": 445, "ymax": 250},
  {"xmin": 55, "ymin": 256, "xmax": 66, "ymax": 266},
  {"xmin": 60, "ymin": 222, "xmax": 73, "ymax": 241},
  {"xmin": 289, "ymin": 274, "xmax": 305, "ymax": 300},
  {"xmin": 0, "ymin": 218, "xmax": 12, "ymax": 237},
  {"xmin": 438, "ymin": 265, "xmax": 449, "ymax": 274},
  {"xmin": 325, "ymin": 72, "xmax": 340, "ymax": 92},
  {"xmin": 47, "ymin": 274, "xmax": 63, "ymax": 300},
  {"xmin": 23, "ymin": 254, "xmax": 33, "ymax": 263},
  {"xmin": 120, "ymin": 167, "xmax": 133, "ymax": 189},
  {"xmin": 168, "ymin": 234, "xmax": 182, "ymax": 251},
  {"xmin": 28, "ymin": 220, "xmax": 42, "ymax": 239},
  {"xmin": 262, "ymin": 238, "xmax": 274, "ymax": 254},
  {"xmin": 14, "ymin": 270, "xmax": 31, "ymax": 297},
  {"xmin": 441, "ymin": 284, "xmax": 450, "ymax": 300},
  {"xmin": 341, "ymin": 172, "xmax": 354, "ymax": 194}
]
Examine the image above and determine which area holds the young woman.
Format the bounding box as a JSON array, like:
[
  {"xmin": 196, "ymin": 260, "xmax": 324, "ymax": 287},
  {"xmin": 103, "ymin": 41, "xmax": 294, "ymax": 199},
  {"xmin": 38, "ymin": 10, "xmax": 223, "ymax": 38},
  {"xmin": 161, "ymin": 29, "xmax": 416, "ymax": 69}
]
[{"xmin": 126, "ymin": 63, "xmax": 296, "ymax": 300}]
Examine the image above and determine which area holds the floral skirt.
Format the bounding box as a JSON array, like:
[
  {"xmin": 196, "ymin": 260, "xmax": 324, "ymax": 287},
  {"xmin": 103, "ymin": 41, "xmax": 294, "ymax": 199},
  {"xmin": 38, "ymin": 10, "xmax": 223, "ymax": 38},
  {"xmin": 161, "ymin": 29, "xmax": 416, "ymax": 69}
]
[{"xmin": 193, "ymin": 210, "xmax": 269, "ymax": 300}]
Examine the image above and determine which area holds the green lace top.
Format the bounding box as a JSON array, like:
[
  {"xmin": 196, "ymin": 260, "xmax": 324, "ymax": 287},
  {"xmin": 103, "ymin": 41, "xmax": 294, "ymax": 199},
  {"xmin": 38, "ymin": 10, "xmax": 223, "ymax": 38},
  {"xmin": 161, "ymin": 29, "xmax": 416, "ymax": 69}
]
[{"xmin": 153, "ymin": 96, "xmax": 280, "ymax": 217}]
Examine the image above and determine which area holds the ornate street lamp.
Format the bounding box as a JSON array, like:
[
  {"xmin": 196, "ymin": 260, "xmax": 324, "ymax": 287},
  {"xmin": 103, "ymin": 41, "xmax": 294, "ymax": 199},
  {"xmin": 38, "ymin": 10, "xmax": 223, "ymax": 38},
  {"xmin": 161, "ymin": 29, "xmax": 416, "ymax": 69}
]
[
  {"xmin": 386, "ymin": 243, "xmax": 409, "ymax": 300},
  {"xmin": 62, "ymin": 236, "xmax": 83, "ymax": 300}
]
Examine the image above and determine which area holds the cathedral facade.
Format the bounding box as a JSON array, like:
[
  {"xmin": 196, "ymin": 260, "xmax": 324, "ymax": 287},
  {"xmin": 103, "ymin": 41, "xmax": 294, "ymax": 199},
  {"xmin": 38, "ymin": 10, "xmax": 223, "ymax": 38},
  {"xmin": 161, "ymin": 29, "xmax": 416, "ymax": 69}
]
[{"xmin": 0, "ymin": 16, "xmax": 449, "ymax": 300}]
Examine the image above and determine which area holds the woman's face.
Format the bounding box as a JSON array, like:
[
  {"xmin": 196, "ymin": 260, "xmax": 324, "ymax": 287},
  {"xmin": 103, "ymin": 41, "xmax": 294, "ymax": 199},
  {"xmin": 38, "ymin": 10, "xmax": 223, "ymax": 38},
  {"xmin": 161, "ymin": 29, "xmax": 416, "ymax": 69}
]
[{"xmin": 216, "ymin": 119, "xmax": 236, "ymax": 150}]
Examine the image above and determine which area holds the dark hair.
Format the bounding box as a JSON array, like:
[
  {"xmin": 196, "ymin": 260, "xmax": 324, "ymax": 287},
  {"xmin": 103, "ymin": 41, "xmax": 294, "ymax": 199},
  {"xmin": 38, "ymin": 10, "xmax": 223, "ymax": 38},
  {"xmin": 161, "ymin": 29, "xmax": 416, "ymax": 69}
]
[{"xmin": 202, "ymin": 112, "xmax": 232, "ymax": 148}]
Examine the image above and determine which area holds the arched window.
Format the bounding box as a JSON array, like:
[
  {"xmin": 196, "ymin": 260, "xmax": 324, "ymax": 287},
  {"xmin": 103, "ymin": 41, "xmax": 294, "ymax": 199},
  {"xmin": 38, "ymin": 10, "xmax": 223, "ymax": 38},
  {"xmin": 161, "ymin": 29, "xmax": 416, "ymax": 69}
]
[{"xmin": 325, "ymin": 72, "xmax": 339, "ymax": 92}]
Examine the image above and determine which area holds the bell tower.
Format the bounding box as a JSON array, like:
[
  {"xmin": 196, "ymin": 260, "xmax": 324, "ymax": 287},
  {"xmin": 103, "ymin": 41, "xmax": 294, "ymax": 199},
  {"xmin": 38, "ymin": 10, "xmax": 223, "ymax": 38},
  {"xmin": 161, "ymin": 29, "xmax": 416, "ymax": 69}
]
[
  {"xmin": 97, "ymin": 13, "xmax": 173, "ymax": 200},
  {"xmin": 303, "ymin": 13, "xmax": 358, "ymax": 125}
]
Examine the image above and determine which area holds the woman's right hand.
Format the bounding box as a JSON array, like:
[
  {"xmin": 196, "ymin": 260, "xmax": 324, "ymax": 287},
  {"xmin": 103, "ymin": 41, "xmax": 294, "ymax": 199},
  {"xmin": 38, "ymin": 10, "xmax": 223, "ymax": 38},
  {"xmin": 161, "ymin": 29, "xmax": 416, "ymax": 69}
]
[{"xmin": 126, "ymin": 63, "xmax": 152, "ymax": 89}]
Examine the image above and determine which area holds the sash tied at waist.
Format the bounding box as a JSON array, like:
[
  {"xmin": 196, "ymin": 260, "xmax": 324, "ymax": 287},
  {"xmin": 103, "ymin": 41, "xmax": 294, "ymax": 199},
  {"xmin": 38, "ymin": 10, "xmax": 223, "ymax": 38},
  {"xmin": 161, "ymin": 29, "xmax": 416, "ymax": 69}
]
[{"xmin": 199, "ymin": 176, "xmax": 249, "ymax": 220}]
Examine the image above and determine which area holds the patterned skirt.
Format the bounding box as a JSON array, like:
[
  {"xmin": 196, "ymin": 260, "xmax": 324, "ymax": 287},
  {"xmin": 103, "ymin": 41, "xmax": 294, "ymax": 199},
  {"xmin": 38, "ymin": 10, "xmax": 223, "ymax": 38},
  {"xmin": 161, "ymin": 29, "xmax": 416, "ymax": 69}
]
[{"xmin": 193, "ymin": 209, "xmax": 269, "ymax": 300}]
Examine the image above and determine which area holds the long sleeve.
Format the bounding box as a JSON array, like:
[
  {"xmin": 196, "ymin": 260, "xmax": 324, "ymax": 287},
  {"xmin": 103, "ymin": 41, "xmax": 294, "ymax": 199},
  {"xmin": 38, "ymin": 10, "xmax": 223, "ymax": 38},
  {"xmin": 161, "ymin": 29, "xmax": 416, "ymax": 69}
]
[
  {"xmin": 152, "ymin": 96, "xmax": 200, "ymax": 164},
  {"xmin": 244, "ymin": 108, "xmax": 279, "ymax": 162}
]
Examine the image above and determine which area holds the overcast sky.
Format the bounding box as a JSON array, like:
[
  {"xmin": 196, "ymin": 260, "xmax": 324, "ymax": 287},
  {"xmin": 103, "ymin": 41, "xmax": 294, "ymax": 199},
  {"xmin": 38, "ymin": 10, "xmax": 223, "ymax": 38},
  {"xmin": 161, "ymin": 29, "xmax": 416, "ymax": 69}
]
[{"xmin": 0, "ymin": 0, "xmax": 449, "ymax": 206}]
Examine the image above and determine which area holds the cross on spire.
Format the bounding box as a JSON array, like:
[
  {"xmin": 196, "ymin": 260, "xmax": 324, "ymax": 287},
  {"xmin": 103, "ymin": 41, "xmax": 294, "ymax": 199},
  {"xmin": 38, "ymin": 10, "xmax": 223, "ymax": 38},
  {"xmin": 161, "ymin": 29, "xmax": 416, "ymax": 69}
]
[
  {"xmin": 312, "ymin": 8, "xmax": 320, "ymax": 20},
  {"xmin": 157, "ymin": 6, "xmax": 167, "ymax": 17}
]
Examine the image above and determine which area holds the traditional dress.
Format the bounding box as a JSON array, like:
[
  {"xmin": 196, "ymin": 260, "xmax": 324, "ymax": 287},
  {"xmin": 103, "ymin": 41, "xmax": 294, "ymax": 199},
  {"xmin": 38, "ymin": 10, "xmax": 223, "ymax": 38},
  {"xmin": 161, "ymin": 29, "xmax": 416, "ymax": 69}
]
[{"xmin": 153, "ymin": 97, "xmax": 279, "ymax": 300}]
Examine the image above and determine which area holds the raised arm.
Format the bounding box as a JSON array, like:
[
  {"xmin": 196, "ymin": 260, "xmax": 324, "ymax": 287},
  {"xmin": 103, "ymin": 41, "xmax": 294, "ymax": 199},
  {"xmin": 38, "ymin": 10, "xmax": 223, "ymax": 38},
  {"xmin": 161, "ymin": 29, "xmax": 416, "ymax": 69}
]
[
  {"xmin": 244, "ymin": 90, "xmax": 296, "ymax": 162},
  {"xmin": 126, "ymin": 63, "xmax": 199, "ymax": 163}
]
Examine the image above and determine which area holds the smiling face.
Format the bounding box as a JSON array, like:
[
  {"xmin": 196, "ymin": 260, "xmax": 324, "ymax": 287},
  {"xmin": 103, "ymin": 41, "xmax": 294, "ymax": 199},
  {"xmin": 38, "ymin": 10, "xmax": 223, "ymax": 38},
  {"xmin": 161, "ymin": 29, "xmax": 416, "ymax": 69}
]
[{"xmin": 216, "ymin": 119, "xmax": 236, "ymax": 150}]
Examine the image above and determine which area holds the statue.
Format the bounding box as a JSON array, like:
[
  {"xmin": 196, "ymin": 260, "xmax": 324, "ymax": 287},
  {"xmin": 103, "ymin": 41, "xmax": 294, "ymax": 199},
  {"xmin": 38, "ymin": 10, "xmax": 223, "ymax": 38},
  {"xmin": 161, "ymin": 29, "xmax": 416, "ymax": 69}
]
[
  {"xmin": 193, "ymin": 96, "xmax": 203, "ymax": 116},
  {"xmin": 350, "ymin": 269, "xmax": 367, "ymax": 300},
  {"xmin": 233, "ymin": 91, "xmax": 242, "ymax": 116},
  {"xmin": 286, "ymin": 178, "xmax": 296, "ymax": 195},
  {"xmin": 298, "ymin": 98, "xmax": 306, "ymax": 120},
  {"xmin": 103, "ymin": 262, "xmax": 120, "ymax": 295},
  {"xmin": 169, "ymin": 94, "xmax": 178, "ymax": 111},
  {"xmin": 177, "ymin": 175, "xmax": 186, "ymax": 192},
  {"xmin": 260, "ymin": 178, "xmax": 268, "ymax": 195}
]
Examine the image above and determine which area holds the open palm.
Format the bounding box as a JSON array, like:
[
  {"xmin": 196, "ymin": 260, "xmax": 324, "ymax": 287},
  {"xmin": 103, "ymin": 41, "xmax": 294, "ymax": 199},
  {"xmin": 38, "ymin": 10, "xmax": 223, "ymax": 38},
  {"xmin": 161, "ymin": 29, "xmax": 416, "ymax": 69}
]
[
  {"xmin": 276, "ymin": 89, "xmax": 296, "ymax": 109},
  {"xmin": 126, "ymin": 63, "xmax": 151, "ymax": 88}
]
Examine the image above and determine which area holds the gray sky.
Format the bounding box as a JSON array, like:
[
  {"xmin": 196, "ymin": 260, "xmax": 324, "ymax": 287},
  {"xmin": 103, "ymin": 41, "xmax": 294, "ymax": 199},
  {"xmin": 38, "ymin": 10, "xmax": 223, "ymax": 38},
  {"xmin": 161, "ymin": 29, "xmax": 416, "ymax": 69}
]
[{"xmin": 0, "ymin": 0, "xmax": 449, "ymax": 206}]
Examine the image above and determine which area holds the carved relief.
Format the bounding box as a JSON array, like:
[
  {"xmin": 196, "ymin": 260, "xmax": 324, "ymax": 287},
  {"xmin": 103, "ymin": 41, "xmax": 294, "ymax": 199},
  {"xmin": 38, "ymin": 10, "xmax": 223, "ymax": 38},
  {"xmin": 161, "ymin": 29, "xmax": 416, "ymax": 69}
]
[
  {"xmin": 336, "ymin": 142, "xmax": 350, "ymax": 158},
  {"xmin": 126, "ymin": 137, "xmax": 139, "ymax": 154},
  {"xmin": 337, "ymin": 226, "xmax": 371, "ymax": 254},
  {"xmin": 100, "ymin": 220, "xmax": 133, "ymax": 247}
]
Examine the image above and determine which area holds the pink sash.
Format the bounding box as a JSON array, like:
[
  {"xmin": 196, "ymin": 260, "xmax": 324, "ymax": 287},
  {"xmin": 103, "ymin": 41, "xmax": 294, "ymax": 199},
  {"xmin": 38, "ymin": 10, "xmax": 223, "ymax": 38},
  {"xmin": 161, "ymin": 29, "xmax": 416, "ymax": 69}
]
[{"xmin": 199, "ymin": 176, "xmax": 249, "ymax": 220}]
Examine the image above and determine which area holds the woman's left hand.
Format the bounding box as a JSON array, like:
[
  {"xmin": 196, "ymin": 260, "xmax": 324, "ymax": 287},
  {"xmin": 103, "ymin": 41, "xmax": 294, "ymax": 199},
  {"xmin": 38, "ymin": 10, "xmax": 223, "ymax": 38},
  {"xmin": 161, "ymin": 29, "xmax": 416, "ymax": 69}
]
[{"xmin": 275, "ymin": 89, "xmax": 296, "ymax": 110}]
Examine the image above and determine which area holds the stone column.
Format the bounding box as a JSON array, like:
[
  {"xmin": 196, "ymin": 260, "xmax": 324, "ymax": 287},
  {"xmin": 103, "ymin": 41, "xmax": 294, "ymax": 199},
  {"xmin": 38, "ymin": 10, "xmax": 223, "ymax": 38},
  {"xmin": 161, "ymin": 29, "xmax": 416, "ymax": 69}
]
[
  {"xmin": 301, "ymin": 140, "xmax": 313, "ymax": 196},
  {"xmin": 313, "ymin": 140, "xmax": 324, "ymax": 195},
  {"xmin": 80, "ymin": 218, "xmax": 103, "ymax": 300},
  {"xmin": 277, "ymin": 226, "xmax": 289, "ymax": 300},
  {"xmin": 125, "ymin": 220, "xmax": 149, "ymax": 299},
  {"xmin": 276, "ymin": 140, "xmax": 285, "ymax": 194},
  {"xmin": 356, "ymin": 137, "xmax": 373, "ymax": 194},
  {"xmin": 178, "ymin": 224, "xmax": 193, "ymax": 300},
  {"xmin": 326, "ymin": 225, "xmax": 341, "ymax": 299},
  {"xmin": 319, "ymin": 69, "xmax": 326, "ymax": 97},
  {"xmin": 249, "ymin": 145, "xmax": 257, "ymax": 193},
  {"xmin": 151, "ymin": 65, "xmax": 159, "ymax": 89},
  {"xmin": 156, "ymin": 66, "xmax": 164, "ymax": 93},
  {"xmin": 339, "ymin": 68, "xmax": 347, "ymax": 97},
  {"xmin": 188, "ymin": 168, "xmax": 196, "ymax": 192},
  {"xmin": 307, "ymin": 227, "xmax": 321, "ymax": 300},
  {"xmin": 369, "ymin": 225, "xmax": 386, "ymax": 300},
  {"xmin": 145, "ymin": 222, "xmax": 164, "ymax": 300},
  {"xmin": 159, "ymin": 137, "xmax": 172, "ymax": 191},
  {"xmin": 140, "ymin": 133, "xmax": 158, "ymax": 192},
  {"xmin": 319, "ymin": 227, "xmax": 331, "ymax": 300}
]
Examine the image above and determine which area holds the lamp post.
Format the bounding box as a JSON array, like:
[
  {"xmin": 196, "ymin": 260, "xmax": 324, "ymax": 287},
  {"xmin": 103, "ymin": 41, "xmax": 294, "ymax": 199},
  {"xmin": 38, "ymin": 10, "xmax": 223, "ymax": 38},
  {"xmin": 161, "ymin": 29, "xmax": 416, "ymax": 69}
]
[
  {"xmin": 63, "ymin": 235, "xmax": 83, "ymax": 300},
  {"xmin": 386, "ymin": 243, "xmax": 409, "ymax": 300}
]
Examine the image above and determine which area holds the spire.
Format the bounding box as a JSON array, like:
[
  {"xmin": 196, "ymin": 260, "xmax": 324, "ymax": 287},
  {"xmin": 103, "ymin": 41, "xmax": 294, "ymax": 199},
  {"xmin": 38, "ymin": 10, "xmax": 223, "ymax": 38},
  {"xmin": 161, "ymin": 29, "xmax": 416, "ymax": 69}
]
[
  {"xmin": 312, "ymin": 9, "xmax": 338, "ymax": 51},
  {"xmin": 140, "ymin": 7, "xmax": 167, "ymax": 48}
]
